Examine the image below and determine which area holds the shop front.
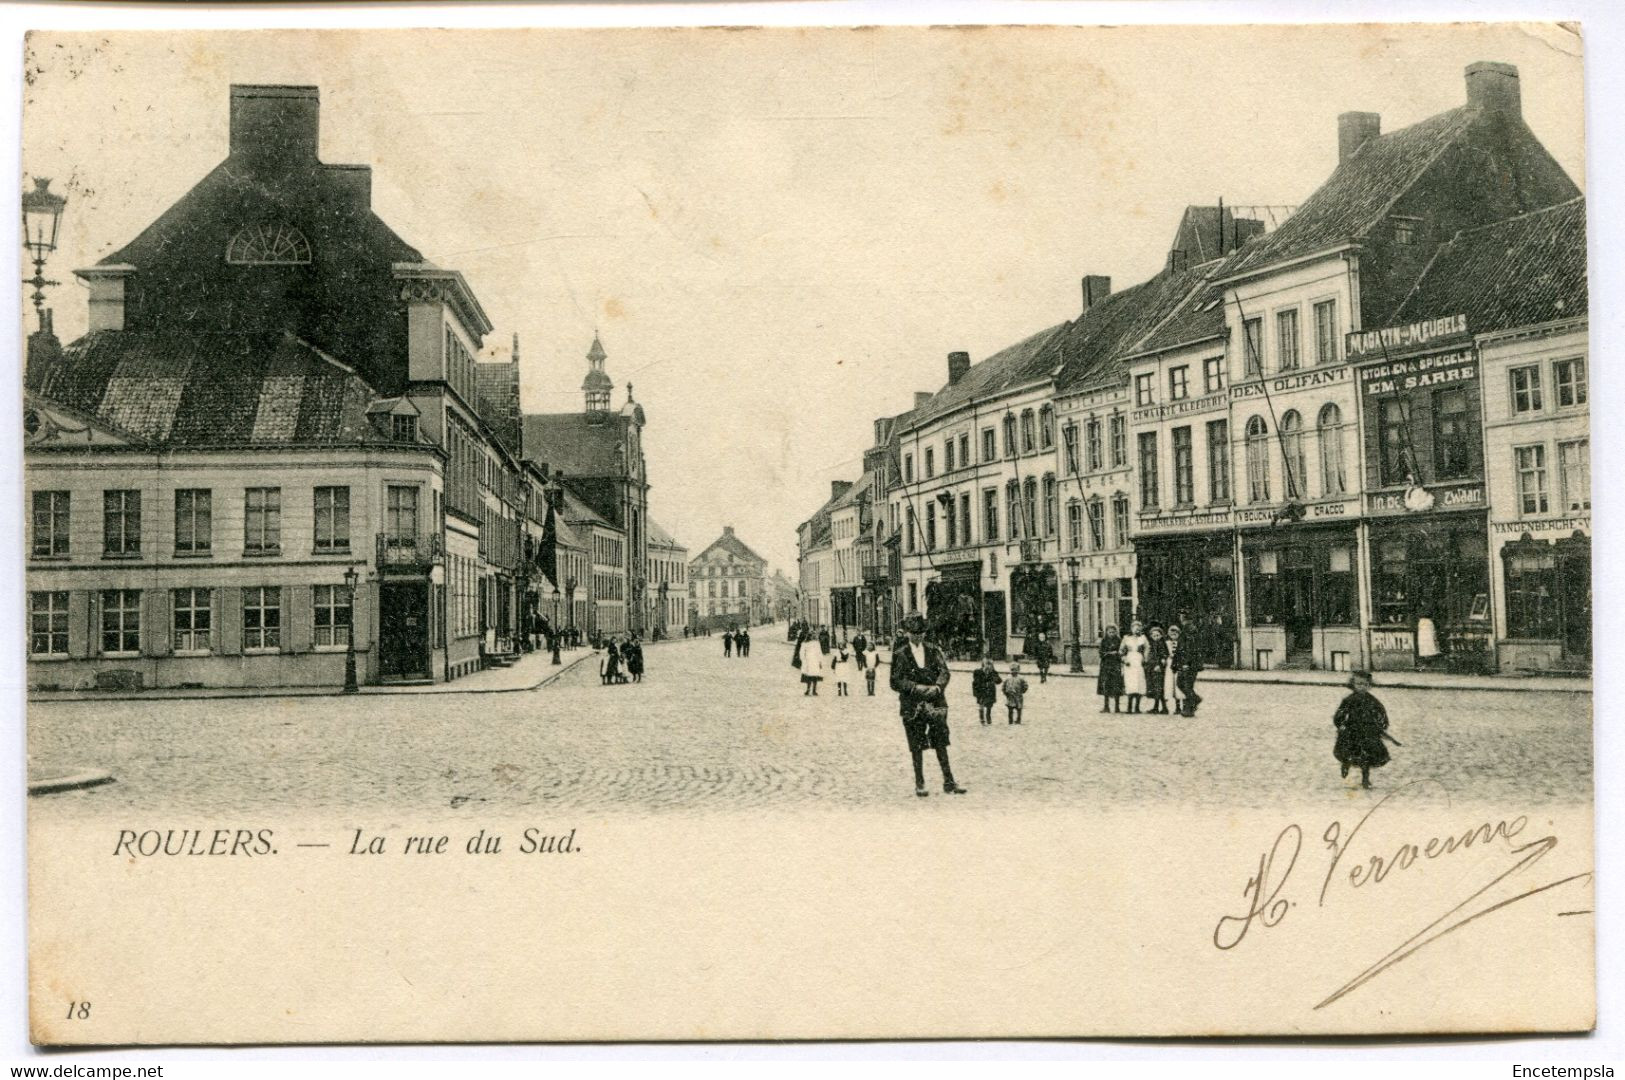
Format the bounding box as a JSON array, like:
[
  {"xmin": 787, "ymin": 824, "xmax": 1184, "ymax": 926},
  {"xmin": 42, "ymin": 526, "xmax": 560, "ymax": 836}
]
[
  {"xmin": 1367, "ymin": 509, "xmax": 1493, "ymax": 672},
  {"xmin": 925, "ymin": 560, "xmax": 986, "ymax": 661},
  {"xmin": 1008, "ymin": 561, "xmax": 1059, "ymax": 660},
  {"xmin": 829, "ymin": 586, "xmax": 859, "ymax": 633},
  {"xmin": 1238, "ymin": 520, "xmax": 1361, "ymax": 671},
  {"xmin": 1492, "ymin": 519, "xmax": 1590, "ymax": 673},
  {"xmin": 1134, "ymin": 525, "xmax": 1237, "ymax": 668}
]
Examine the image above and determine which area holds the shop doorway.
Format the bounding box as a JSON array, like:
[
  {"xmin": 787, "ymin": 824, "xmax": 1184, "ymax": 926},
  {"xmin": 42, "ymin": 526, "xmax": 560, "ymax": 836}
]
[
  {"xmin": 982, "ymin": 592, "xmax": 1007, "ymax": 661},
  {"xmin": 1282, "ymin": 546, "xmax": 1316, "ymax": 658},
  {"xmin": 379, "ymin": 581, "xmax": 430, "ymax": 680},
  {"xmin": 1559, "ymin": 541, "xmax": 1592, "ymax": 660}
]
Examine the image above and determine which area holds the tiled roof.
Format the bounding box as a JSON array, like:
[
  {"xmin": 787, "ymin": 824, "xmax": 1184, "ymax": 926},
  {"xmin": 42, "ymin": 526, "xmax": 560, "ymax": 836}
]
[
  {"xmin": 697, "ymin": 529, "xmax": 768, "ymax": 566},
  {"xmin": 829, "ymin": 470, "xmax": 872, "ymax": 512},
  {"xmin": 906, "ymin": 324, "xmax": 1067, "ymax": 429},
  {"xmin": 560, "ymin": 485, "xmax": 615, "ymax": 530},
  {"xmin": 1222, "ymin": 108, "xmax": 1476, "ymax": 278},
  {"xmin": 1128, "ymin": 253, "xmax": 1249, "ymax": 356},
  {"xmin": 36, "ymin": 330, "xmax": 396, "ymax": 448},
  {"xmin": 1389, "ymin": 197, "xmax": 1587, "ymax": 334},
  {"xmin": 646, "ymin": 517, "xmax": 685, "ymax": 551},
  {"xmin": 522, "ymin": 412, "xmax": 629, "ymax": 477},
  {"xmin": 1051, "ymin": 262, "xmax": 1213, "ymax": 393}
]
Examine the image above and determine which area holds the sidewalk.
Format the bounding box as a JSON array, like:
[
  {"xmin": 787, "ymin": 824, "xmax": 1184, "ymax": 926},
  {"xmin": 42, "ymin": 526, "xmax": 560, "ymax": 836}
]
[
  {"xmin": 783, "ymin": 639, "xmax": 1590, "ymax": 694},
  {"xmin": 30, "ymin": 645, "xmax": 599, "ymax": 704}
]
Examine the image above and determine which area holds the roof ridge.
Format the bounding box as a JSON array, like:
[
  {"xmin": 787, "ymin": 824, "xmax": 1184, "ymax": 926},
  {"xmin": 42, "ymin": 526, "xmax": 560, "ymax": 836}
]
[{"xmin": 1445, "ymin": 194, "xmax": 1585, "ymax": 239}]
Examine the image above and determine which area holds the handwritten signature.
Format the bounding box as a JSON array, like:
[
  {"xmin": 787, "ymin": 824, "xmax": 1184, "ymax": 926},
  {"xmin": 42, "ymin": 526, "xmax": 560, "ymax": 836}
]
[{"xmin": 1212, "ymin": 780, "xmax": 1592, "ymax": 1009}]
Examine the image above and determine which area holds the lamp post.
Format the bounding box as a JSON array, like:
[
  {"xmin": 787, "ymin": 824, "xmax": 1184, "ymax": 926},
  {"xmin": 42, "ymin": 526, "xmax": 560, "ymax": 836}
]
[
  {"xmin": 21, "ymin": 178, "xmax": 66, "ymax": 330},
  {"xmin": 343, "ymin": 564, "xmax": 361, "ymax": 693},
  {"xmin": 1066, "ymin": 556, "xmax": 1084, "ymax": 673}
]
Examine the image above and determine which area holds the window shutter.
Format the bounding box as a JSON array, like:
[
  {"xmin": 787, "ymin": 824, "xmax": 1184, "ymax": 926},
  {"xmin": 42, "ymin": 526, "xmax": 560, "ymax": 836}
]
[
  {"xmin": 219, "ymin": 587, "xmax": 243, "ymax": 655},
  {"xmin": 287, "ymin": 585, "xmax": 312, "ymax": 654},
  {"xmin": 145, "ymin": 589, "xmax": 172, "ymax": 657},
  {"xmin": 68, "ymin": 590, "xmax": 91, "ymax": 659}
]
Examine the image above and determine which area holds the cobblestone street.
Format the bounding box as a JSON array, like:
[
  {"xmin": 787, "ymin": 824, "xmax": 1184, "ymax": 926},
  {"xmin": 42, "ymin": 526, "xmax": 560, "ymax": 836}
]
[{"xmin": 28, "ymin": 634, "xmax": 1591, "ymax": 817}]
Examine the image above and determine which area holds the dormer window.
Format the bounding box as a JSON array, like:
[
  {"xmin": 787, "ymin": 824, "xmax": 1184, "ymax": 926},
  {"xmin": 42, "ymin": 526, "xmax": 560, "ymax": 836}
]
[
  {"xmin": 1391, "ymin": 217, "xmax": 1421, "ymax": 246},
  {"xmin": 392, "ymin": 414, "xmax": 418, "ymax": 442},
  {"xmin": 226, "ymin": 224, "xmax": 312, "ymax": 265}
]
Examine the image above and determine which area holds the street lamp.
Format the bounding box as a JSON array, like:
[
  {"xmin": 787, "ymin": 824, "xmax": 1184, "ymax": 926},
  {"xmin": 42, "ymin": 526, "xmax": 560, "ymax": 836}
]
[
  {"xmin": 21, "ymin": 177, "xmax": 66, "ymax": 330},
  {"xmin": 342, "ymin": 564, "xmax": 361, "ymax": 693},
  {"xmin": 1066, "ymin": 556, "xmax": 1084, "ymax": 673}
]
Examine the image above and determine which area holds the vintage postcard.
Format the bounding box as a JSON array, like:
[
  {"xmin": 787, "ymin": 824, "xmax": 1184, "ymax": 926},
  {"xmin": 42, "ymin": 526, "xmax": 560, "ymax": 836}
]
[{"xmin": 20, "ymin": 23, "xmax": 1593, "ymax": 1044}]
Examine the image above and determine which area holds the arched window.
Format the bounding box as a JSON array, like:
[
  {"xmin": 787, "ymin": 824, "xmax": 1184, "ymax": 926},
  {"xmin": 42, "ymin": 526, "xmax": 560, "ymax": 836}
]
[
  {"xmin": 1280, "ymin": 410, "xmax": 1306, "ymax": 500},
  {"xmin": 1245, "ymin": 416, "xmax": 1271, "ymax": 504},
  {"xmin": 1003, "ymin": 414, "xmax": 1018, "ymax": 457},
  {"xmin": 226, "ymin": 224, "xmax": 312, "ymax": 265},
  {"xmin": 1020, "ymin": 410, "xmax": 1037, "ymax": 453},
  {"xmin": 1318, "ymin": 403, "xmax": 1346, "ymax": 495},
  {"xmin": 1039, "ymin": 405, "xmax": 1056, "ymax": 449}
]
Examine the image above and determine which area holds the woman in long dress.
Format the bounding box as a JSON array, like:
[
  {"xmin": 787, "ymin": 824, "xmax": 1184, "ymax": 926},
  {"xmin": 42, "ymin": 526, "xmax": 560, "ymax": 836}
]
[
  {"xmin": 798, "ymin": 630, "xmax": 827, "ymax": 695},
  {"xmin": 1163, "ymin": 625, "xmax": 1184, "ymax": 713},
  {"xmin": 1144, "ymin": 623, "xmax": 1169, "ymax": 715},
  {"xmin": 1119, "ymin": 619, "xmax": 1148, "ymax": 714},
  {"xmin": 1096, "ymin": 626, "xmax": 1124, "ymax": 712}
]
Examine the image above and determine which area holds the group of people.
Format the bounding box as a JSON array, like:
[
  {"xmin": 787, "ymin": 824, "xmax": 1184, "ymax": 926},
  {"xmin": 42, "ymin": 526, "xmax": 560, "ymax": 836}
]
[
  {"xmin": 722, "ymin": 627, "xmax": 753, "ymax": 657},
  {"xmin": 970, "ymin": 659, "xmax": 1031, "ymax": 725},
  {"xmin": 1095, "ymin": 614, "xmax": 1204, "ymax": 716},
  {"xmin": 792, "ymin": 626, "xmax": 880, "ymax": 697},
  {"xmin": 598, "ymin": 635, "xmax": 646, "ymax": 685}
]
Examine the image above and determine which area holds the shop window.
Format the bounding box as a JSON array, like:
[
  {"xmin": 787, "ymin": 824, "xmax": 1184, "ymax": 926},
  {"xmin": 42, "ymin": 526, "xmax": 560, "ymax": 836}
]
[
  {"xmin": 1516, "ymin": 445, "xmax": 1549, "ymax": 516},
  {"xmin": 1280, "ymin": 411, "xmax": 1306, "ymax": 500},
  {"xmin": 1378, "ymin": 399, "xmax": 1412, "ymax": 486},
  {"xmin": 1432, "ymin": 388, "xmax": 1475, "ymax": 480},
  {"xmin": 1510, "ymin": 365, "xmax": 1543, "ymax": 414},
  {"xmin": 1207, "ymin": 420, "xmax": 1231, "ymax": 503},
  {"xmin": 1317, "ymin": 404, "xmax": 1346, "ymax": 495},
  {"xmin": 1559, "ymin": 439, "xmax": 1590, "ymax": 512},
  {"xmin": 1247, "ymin": 548, "xmax": 1280, "ymax": 626},
  {"xmin": 1373, "ymin": 540, "xmax": 1409, "ymax": 626},
  {"xmin": 1320, "ymin": 544, "xmax": 1356, "ymax": 625},
  {"xmin": 1504, "ymin": 548, "xmax": 1560, "ymax": 639},
  {"xmin": 1245, "ymin": 417, "xmax": 1270, "ymax": 503},
  {"xmin": 1138, "ymin": 432, "xmax": 1160, "ymax": 509},
  {"xmin": 1555, "ymin": 358, "xmax": 1587, "ymax": 408}
]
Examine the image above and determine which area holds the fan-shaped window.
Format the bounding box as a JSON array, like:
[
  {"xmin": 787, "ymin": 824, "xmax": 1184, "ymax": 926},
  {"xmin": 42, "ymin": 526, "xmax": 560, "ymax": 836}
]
[{"xmin": 227, "ymin": 224, "xmax": 312, "ymax": 265}]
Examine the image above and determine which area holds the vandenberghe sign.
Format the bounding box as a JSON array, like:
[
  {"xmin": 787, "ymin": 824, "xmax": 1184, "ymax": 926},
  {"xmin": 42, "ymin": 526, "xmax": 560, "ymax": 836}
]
[{"xmin": 1345, "ymin": 313, "xmax": 1469, "ymax": 361}]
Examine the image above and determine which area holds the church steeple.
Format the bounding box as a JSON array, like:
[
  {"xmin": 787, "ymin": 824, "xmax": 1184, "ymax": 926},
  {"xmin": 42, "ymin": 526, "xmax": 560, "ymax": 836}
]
[{"xmin": 582, "ymin": 333, "xmax": 612, "ymax": 414}]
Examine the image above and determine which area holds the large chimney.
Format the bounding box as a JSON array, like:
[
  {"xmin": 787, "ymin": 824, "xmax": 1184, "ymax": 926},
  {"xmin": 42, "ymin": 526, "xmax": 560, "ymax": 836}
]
[
  {"xmin": 1081, "ymin": 275, "xmax": 1112, "ymax": 314},
  {"xmin": 1338, "ymin": 112, "xmax": 1381, "ymax": 163},
  {"xmin": 229, "ymin": 85, "xmax": 320, "ymax": 165},
  {"xmin": 724, "ymin": 525, "xmax": 735, "ymax": 537},
  {"xmin": 1465, "ymin": 61, "xmax": 1521, "ymax": 118},
  {"xmin": 831, "ymin": 480, "xmax": 853, "ymax": 502},
  {"xmin": 913, "ymin": 391, "xmax": 932, "ymax": 409},
  {"xmin": 947, "ymin": 351, "xmax": 971, "ymax": 384}
]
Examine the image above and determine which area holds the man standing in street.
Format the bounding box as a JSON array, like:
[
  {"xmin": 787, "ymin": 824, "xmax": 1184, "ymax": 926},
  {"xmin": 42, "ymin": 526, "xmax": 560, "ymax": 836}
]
[
  {"xmin": 1174, "ymin": 609, "xmax": 1205, "ymax": 717},
  {"xmin": 890, "ymin": 614, "xmax": 967, "ymax": 798}
]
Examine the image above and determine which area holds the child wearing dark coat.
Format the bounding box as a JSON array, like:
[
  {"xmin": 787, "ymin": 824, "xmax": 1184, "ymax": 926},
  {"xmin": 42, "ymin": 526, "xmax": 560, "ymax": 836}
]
[
  {"xmin": 1333, "ymin": 670, "xmax": 1391, "ymax": 789},
  {"xmin": 971, "ymin": 658, "xmax": 1002, "ymax": 725}
]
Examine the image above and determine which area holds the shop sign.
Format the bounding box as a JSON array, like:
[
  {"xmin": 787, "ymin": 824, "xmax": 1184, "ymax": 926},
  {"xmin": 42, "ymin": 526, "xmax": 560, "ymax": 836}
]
[
  {"xmin": 1230, "ymin": 366, "xmax": 1349, "ymax": 402},
  {"xmin": 1132, "ymin": 390, "xmax": 1226, "ymax": 424},
  {"xmin": 1366, "ymin": 483, "xmax": 1485, "ymax": 516},
  {"xmin": 1136, "ymin": 507, "xmax": 1233, "ymax": 531},
  {"xmin": 1357, "ymin": 349, "xmax": 1477, "ymax": 396},
  {"xmin": 1490, "ymin": 516, "xmax": 1590, "ymax": 536},
  {"xmin": 1234, "ymin": 498, "xmax": 1357, "ymax": 527},
  {"xmin": 1371, "ymin": 629, "xmax": 1415, "ymax": 655},
  {"xmin": 1346, "ymin": 314, "xmax": 1469, "ymax": 362}
]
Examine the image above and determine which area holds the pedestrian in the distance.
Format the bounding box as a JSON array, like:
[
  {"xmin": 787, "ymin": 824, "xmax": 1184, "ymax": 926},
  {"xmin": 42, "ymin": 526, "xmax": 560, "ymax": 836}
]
[
  {"xmin": 1097, "ymin": 625, "xmax": 1124, "ymax": 712},
  {"xmin": 601, "ymin": 639, "xmax": 621, "ymax": 686},
  {"xmin": 1119, "ymin": 619, "xmax": 1148, "ymax": 714},
  {"xmin": 626, "ymin": 637, "xmax": 645, "ymax": 683},
  {"xmin": 1333, "ymin": 670, "xmax": 1391, "ymax": 790},
  {"xmin": 862, "ymin": 639, "xmax": 879, "ymax": 696},
  {"xmin": 1034, "ymin": 633, "xmax": 1053, "ymax": 684},
  {"xmin": 797, "ymin": 629, "xmax": 826, "ymax": 695},
  {"xmin": 1144, "ymin": 622, "xmax": 1169, "ymax": 715},
  {"xmin": 890, "ymin": 613, "xmax": 966, "ymax": 797},
  {"xmin": 972, "ymin": 656, "xmax": 1002, "ymax": 725},
  {"xmin": 831, "ymin": 637, "xmax": 853, "ymax": 696},
  {"xmin": 723, "ymin": 629, "xmax": 734, "ymax": 657},
  {"xmin": 739, "ymin": 628, "xmax": 751, "ymax": 657},
  {"xmin": 1172, "ymin": 614, "xmax": 1204, "ymax": 717},
  {"xmin": 1003, "ymin": 662, "xmax": 1029, "ymax": 725}
]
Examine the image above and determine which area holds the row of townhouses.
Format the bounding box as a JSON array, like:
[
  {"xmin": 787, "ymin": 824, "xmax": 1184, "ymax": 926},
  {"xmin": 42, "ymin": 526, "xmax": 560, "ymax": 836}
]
[
  {"xmin": 798, "ymin": 62, "xmax": 1589, "ymax": 675},
  {"xmin": 24, "ymin": 84, "xmax": 688, "ymax": 691}
]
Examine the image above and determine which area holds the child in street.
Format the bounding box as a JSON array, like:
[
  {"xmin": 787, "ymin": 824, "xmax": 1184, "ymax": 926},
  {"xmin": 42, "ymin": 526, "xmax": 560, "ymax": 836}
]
[
  {"xmin": 971, "ymin": 657, "xmax": 1002, "ymax": 725},
  {"xmin": 863, "ymin": 640, "xmax": 879, "ymax": 696},
  {"xmin": 1003, "ymin": 662, "xmax": 1030, "ymax": 725},
  {"xmin": 831, "ymin": 638, "xmax": 853, "ymax": 696},
  {"xmin": 1333, "ymin": 670, "xmax": 1392, "ymax": 789}
]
